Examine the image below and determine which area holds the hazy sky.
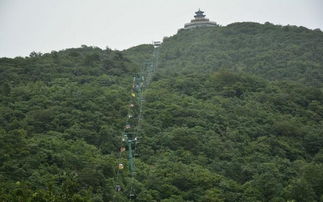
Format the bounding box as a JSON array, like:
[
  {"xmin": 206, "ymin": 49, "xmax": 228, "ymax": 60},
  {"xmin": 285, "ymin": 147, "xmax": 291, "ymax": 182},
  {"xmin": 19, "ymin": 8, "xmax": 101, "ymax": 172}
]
[{"xmin": 1, "ymin": 0, "xmax": 322, "ymax": 58}]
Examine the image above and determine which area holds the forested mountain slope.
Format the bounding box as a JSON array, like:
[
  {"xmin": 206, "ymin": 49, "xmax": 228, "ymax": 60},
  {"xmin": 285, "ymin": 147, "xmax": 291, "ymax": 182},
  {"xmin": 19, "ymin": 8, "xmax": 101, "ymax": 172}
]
[
  {"xmin": 157, "ymin": 22, "xmax": 323, "ymax": 87},
  {"xmin": 0, "ymin": 22, "xmax": 323, "ymax": 201}
]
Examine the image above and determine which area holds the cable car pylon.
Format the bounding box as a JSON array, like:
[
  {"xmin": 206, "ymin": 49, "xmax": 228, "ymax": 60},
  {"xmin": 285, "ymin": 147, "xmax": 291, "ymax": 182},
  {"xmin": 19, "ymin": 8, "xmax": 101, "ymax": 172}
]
[{"xmin": 113, "ymin": 41, "xmax": 161, "ymax": 201}]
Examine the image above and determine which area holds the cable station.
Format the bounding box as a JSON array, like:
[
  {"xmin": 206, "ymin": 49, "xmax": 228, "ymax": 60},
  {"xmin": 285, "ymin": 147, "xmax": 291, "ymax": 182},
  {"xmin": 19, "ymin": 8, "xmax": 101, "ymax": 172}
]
[{"xmin": 113, "ymin": 41, "xmax": 161, "ymax": 201}]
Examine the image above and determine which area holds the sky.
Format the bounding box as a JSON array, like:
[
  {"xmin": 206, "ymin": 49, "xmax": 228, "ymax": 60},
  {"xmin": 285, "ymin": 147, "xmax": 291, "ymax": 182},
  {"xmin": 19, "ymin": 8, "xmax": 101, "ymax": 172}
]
[{"xmin": 0, "ymin": 0, "xmax": 322, "ymax": 58}]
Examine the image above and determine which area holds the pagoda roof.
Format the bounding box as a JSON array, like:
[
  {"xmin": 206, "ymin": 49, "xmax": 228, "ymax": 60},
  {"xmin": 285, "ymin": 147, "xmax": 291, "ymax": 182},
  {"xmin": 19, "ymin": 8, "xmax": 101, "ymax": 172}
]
[
  {"xmin": 195, "ymin": 9, "xmax": 204, "ymax": 14},
  {"xmin": 194, "ymin": 9, "xmax": 205, "ymax": 18}
]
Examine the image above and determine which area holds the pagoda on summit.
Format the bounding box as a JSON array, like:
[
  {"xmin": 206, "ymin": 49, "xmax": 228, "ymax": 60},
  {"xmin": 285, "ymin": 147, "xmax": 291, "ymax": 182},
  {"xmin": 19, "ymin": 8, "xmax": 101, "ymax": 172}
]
[
  {"xmin": 194, "ymin": 9, "xmax": 206, "ymax": 18},
  {"xmin": 183, "ymin": 9, "xmax": 217, "ymax": 29}
]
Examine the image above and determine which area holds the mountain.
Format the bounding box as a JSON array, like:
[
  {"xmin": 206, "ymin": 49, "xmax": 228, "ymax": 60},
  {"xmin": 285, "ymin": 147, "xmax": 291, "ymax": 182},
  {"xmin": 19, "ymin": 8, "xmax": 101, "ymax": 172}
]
[{"xmin": 0, "ymin": 22, "xmax": 323, "ymax": 201}]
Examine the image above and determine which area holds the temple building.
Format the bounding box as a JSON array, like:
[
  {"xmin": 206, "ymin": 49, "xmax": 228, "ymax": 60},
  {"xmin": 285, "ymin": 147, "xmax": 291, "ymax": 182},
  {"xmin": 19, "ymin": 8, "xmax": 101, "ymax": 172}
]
[{"xmin": 183, "ymin": 9, "xmax": 217, "ymax": 29}]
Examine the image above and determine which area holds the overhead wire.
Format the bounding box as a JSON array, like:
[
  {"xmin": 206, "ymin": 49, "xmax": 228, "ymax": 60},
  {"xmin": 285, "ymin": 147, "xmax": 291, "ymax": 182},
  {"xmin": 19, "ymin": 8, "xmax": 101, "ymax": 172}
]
[{"xmin": 113, "ymin": 42, "xmax": 161, "ymax": 201}]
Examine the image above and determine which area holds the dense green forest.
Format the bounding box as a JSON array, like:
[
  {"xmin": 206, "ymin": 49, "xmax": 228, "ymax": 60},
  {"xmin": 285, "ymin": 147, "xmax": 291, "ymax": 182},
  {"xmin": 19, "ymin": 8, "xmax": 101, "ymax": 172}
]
[{"xmin": 1, "ymin": 22, "xmax": 323, "ymax": 201}]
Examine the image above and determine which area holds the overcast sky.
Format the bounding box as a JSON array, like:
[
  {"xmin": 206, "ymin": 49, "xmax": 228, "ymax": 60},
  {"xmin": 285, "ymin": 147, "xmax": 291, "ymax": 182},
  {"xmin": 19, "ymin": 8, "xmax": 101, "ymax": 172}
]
[{"xmin": 0, "ymin": 0, "xmax": 322, "ymax": 58}]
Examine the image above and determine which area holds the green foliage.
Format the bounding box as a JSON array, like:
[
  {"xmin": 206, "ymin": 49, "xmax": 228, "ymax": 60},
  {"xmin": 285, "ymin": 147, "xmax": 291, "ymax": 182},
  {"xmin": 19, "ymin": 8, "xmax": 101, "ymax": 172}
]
[
  {"xmin": 0, "ymin": 23, "xmax": 323, "ymax": 201},
  {"xmin": 160, "ymin": 23, "xmax": 323, "ymax": 87}
]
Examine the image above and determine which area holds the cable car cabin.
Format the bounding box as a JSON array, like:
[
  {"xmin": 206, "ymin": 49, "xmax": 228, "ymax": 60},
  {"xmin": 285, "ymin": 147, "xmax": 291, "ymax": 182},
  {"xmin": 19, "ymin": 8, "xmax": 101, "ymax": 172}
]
[
  {"xmin": 129, "ymin": 104, "xmax": 139, "ymax": 112},
  {"xmin": 133, "ymin": 84, "xmax": 141, "ymax": 92},
  {"xmin": 120, "ymin": 146, "xmax": 126, "ymax": 152},
  {"xmin": 128, "ymin": 112, "xmax": 139, "ymax": 120},
  {"xmin": 118, "ymin": 163, "xmax": 124, "ymax": 170},
  {"xmin": 124, "ymin": 125, "xmax": 137, "ymax": 134},
  {"xmin": 132, "ymin": 83, "xmax": 142, "ymax": 92},
  {"xmin": 129, "ymin": 103, "xmax": 140, "ymax": 113},
  {"xmin": 125, "ymin": 124, "xmax": 131, "ymax": 129},
  {"xmin": 115, "ymin": 185, "xmax": 122, "ymax": 192}
]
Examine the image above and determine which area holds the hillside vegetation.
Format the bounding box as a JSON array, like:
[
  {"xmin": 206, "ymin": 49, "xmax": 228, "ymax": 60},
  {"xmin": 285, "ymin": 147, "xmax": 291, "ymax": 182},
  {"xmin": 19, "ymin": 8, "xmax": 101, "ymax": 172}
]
[{"xmin": 1, "ymin": 22, "xmax": 323, "ymax": 201}]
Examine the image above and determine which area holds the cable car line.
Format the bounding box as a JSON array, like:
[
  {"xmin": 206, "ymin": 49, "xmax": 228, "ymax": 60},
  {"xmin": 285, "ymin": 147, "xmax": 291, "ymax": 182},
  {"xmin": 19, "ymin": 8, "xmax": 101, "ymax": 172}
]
[{"xmin": 113, "ymin": 41, "xmax": 161, "ymax": 201}]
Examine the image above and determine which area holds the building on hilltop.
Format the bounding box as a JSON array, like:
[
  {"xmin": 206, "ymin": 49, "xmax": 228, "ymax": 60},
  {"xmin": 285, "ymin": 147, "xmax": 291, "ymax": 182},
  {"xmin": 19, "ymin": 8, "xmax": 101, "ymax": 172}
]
[{"xmin": 182, "ymin": 9, "xmax": 217, "ymax": 30}]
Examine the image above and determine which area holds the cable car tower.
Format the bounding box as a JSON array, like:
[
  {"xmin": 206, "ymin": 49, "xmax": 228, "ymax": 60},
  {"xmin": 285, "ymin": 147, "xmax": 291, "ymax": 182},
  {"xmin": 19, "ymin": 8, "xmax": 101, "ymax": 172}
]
[{"xmin": 113, "ymin": 41, "xmax": 161, "ymax": 201}]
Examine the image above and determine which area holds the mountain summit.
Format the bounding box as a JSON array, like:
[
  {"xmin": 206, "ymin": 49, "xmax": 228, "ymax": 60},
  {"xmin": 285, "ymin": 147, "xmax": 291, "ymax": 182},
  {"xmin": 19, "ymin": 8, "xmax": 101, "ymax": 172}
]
[{"xmin": 181, "ymin": 9, "xmax": 217, "ymax": 30}]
